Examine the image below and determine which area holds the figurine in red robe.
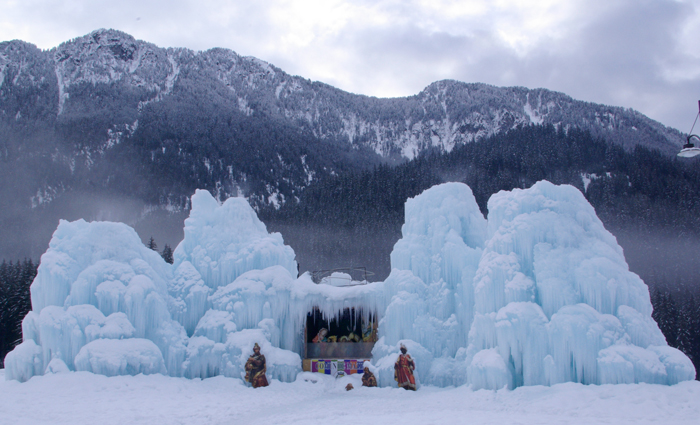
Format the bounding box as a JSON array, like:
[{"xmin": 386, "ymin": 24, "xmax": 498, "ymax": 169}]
[
  {"xmin": 394, "ymin": 344, "xmax": 416, "ymax": 390},
  {"xmin": 245, "ymin": 343, "xmax": 269, "ymax": 388}
]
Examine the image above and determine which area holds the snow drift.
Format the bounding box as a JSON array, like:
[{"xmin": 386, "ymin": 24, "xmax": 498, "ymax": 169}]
[{"xmin": 5, "ymin": 183, "xmax": 694, "ymax": 388}]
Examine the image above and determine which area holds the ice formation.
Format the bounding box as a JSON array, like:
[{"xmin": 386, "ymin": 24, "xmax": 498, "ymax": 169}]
[
  {"xmin": 4, "ymin": 189, "xmax": 384, "ymax": 383},
  {"xmin": 5, "ymin": 183, "xmax": 695, "ymax": 389},
  {"xmin": 374, "ymin": 181, "xmax": 694, "ymax": 388}
]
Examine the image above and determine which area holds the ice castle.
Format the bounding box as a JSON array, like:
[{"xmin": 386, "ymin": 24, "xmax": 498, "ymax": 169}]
[{"xmin": 4, "ymin": 182, "xmax": 695, "ymax": 388}]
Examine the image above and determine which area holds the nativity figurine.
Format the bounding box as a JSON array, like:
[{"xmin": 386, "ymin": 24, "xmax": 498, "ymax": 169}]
[
  {"xmin": 361, "ymin": 367, "xmax": 377, "ymax": 387},
  {"xmin": 394, "ymin": 344, "xmax": 416, "ymax": 390},
  {"xmin": 244, "ymin": 343, "xmax": 269, "ymax": 388}
]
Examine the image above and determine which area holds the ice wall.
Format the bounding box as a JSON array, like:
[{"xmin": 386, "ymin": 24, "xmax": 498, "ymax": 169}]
[
  {"xmin": 173, "ymin": 189, "xmax": 297, "ymax": 292},
  {"xmin": 5, "ymin": 182, "xmax": 694, "ymax": 388},
  {"xmin": 376, "ymin": 183, "xmax": 486, "ymax": 386},
  {"xmin": 167, "ymin": 190, "xmax": 385, "ymax": 381},
  {"xmin": 5, "ymin": 189, "xmax": 386, "ymax": 384},
  {"xmin": 377, "ymin": 181, "xmax": 694, "ymax": 389},
  {"xmin": 5, "ymin": 219, "xmax": 186, "ymax": 381},
  {"xmin": 4, "ymin": 191, "xmax": 307, "ymax": 382}
]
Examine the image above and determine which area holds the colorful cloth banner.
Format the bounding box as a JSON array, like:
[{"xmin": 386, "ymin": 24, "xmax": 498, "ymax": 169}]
[{"xmin": 310, "ymin": 359, "xmax": 370, "ymax": 375}]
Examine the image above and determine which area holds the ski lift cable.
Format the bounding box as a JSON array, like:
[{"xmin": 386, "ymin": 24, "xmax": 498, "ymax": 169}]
[
  {"xmin": 688, "ymin": 100, "xmax": 700, "ymax": 135},
  {"xmin": 678, "ymin": 101, "xmax": 700, "ymax": 157}
]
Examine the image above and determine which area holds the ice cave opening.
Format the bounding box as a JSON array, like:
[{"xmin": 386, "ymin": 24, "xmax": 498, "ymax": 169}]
[{"xmin": 303, "ymin": 307, "xmax": 378, "ymax": 375}]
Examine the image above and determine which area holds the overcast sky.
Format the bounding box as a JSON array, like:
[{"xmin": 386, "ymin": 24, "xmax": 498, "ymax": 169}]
[{"xmin": 1, "ymin": 0, "xmax": 699, "ymax": 132}]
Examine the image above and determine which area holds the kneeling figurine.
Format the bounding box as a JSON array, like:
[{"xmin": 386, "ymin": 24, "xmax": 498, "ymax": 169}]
[
  {"xmin": 245, "ymin": 343, "xmax": 269, "ymax": 388},
  {"xmin": 362, "ymin": 367, "xmax": 377, "ymax": 387}
]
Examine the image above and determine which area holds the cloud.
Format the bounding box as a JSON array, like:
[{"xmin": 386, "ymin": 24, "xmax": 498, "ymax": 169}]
[{"xmin": 1, "ymin": 0, "xmax": 698, "ymax": 131}]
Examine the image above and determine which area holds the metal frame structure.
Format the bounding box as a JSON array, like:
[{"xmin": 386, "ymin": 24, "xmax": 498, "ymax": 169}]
[
  {"xmin": 311, "ymin": 267, "xmax": 375, "ymax": 285},
  {"xmin": 678, "ymin": 100, "xmax": 700, "ymax": 158}
]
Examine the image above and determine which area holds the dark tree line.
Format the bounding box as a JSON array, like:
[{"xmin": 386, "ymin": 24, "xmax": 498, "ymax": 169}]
[
  {"xmin": 652, "ymin": 289, "xmax": 700, "ymax": 379},
  {"xmin": 261, "ymin": 124, "xmax": 700, "ymax": 280},
  {"xmin": 266, "ymin": 124, "xmax": 700, "ymax": 230},
  {"xmin": 0, "ymin": 259, "xmax": 36, "ymax": 368}
]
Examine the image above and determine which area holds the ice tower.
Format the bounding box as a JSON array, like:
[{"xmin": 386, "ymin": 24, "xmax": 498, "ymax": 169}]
[
  {"xmin": 380, "ymin": 181, "xmax": 695, "ymax": 388},
  {"xmin": 4, "ymin": 219, "xmax": 180, "ymax": 381},
  {"xmin": 4, "ymin": 190, "xmax": 304, "ymax": 382},
  {"xmin": 371, "ymin": 182, "xmax": 487, "ymax": 386}
]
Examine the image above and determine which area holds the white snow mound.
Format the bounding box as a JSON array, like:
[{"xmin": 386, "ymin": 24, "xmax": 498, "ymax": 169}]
[{"xmin": 74, "ymin": 338, "xmax": 166, "ymax": 376}]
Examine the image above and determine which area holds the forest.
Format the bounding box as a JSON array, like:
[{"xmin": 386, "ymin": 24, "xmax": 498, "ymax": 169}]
[{"xmin": 262, "ymin": 125, "xmax": 700, "ymax": 287}]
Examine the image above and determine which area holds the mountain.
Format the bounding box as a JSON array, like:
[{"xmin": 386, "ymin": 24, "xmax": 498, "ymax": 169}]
[{"xmin": 0, "ymin": 29, "xmax": 687, "ymax": 259}]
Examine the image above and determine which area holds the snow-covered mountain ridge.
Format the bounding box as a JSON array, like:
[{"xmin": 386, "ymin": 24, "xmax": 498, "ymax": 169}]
[
  {"xmin": 1, "ymin": 28, "xmax": 684, "ymax": 161},
  {"xmin": 0, "ymin": 29, "xmax": 688, "ymax": 261}
]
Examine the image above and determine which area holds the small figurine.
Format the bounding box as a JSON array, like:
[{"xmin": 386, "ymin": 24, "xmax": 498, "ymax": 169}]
[
  {"xmin": 312, "ymin": 328, "xmax": 328, "ymax": 343},
  {"xmin": 361, "ymin": 367, "xmax": 377, "ymax": 387},
  {"xmin": 339, "ymin": 333, "xmax": 360, "ymax": 343},
  {"xmin": 394, "ymin": 344, "xmax": 416, "ymax": 390},
  {"xmin": 345, "ymin": 383, "xmax": 354, "ymax": 391},
  {"xmin": 244, "ymin": 343, "xmax": 269, "ymax": 388},
  {"xmin": 362, "ymin": 320, "xmax": 376, "ymax": 342}
]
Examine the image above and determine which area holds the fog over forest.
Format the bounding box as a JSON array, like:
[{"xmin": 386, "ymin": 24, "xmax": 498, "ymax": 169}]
[{"xmin": 7, "ymin": 126, "xmax": 699, "ymax": 300}]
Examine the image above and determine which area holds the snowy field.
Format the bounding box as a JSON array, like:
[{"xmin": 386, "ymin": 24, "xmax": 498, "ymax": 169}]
[{"xmin": 2, "ymin": 370, "xmax": 699, "ymax": 425}]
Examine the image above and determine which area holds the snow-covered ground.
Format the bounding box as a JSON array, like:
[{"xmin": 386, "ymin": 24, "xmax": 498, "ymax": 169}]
[{"xmin": 2, "ymin": 369, "xmax": 698, "ymax": 425}]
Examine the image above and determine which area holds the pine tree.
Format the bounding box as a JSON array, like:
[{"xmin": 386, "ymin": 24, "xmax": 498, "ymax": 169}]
[
  {"xmin": 652, "ymin": 290, "xmax": 679, "ymax": 346},
  {"xmin": 147, "ymin": 237, "xmax": 158, "ymax": 251},
  {"xmin": 652, "ymin": 288, "xmax": 699, "ymax": 380},
  {"xmin": 676, "ymin": 295, "xmax": 694, "ymax": 358},
  {"xmin": 161, "ymin": 244, "xmax": 174, "ymax": 264},
  {"xmin": 0, "ymin": 259, "xmax": 37, "ymax": 368}
]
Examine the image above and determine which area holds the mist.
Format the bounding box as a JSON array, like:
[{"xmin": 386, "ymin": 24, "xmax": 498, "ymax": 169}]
[
  {"xmin": 611, "ymin": 225, "xmax": 700, "ymax": 296},
  {"xmin": 0, "ymin": 190, "xmax": 187, "ymax": 261},
  {"xmin": 4, "ymin": 188, "xmax": 700, "ymax": 301},
  {"xmin": 265, "ymin": 222, "xmax": 401, "ymax": 281}
]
